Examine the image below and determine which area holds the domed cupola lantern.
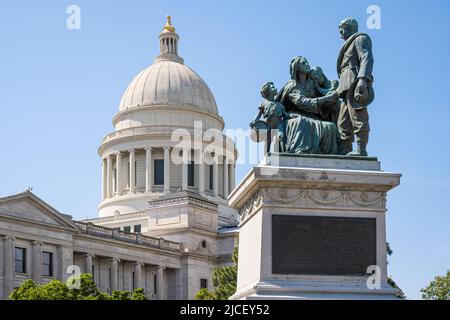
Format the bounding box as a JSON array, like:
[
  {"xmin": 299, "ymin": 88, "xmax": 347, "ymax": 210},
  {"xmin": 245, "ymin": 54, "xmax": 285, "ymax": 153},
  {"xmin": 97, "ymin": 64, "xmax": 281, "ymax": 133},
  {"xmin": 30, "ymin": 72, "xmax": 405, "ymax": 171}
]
[{"xmin": 155, "ymin": 15, "xmax": 184, "ymax": 64}]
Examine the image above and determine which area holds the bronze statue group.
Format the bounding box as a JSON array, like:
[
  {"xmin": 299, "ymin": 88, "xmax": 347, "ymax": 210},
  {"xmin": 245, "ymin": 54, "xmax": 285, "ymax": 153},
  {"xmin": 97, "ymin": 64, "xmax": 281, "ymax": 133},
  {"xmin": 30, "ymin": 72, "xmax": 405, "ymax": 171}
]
[{"xmin": 251, "ymin": 18, "xmax": 374, "ymax": 156}]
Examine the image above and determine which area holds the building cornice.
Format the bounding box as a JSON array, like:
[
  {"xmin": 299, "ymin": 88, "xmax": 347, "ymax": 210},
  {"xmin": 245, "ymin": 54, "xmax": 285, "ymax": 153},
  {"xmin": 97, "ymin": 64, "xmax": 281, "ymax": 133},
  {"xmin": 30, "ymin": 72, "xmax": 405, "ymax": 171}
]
[
  {"xmin": 112, "ymin": 104, "xmax": 225, "ymax": 128},
  {"xmin": 0, "ymin": 212, "xmax": 79, "ymax": 234},
  {"xmin": 98, "ymin": 128, "xmax": 237, "ymax": 158}
]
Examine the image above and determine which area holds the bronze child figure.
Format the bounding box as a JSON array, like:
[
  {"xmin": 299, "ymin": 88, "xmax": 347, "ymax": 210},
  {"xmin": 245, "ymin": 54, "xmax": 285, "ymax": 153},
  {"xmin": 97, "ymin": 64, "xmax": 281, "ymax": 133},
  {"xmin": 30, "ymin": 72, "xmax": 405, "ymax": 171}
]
[{"xmin": 310, "ymin": 66, "xmax": 340, "ymax": 124}]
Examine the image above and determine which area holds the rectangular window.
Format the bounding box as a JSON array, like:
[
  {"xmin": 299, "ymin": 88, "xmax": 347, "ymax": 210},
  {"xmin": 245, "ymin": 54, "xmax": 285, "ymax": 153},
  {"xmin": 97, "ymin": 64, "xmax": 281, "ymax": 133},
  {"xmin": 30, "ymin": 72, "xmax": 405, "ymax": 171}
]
[
  {"xmin": 188, "ymin": 161, "xmax": 195, "ymax": 187},
  {"xmin": 132, "ymin": 271, "xmax": 135, "ymax": 291},
  {"xmin": 92, "ymin": 265, "xmax": 95, "ymax": 282},
  {"xmin": 209, "ymin": 165, "xmax": 213, "ymax": 190},
  {"xmin": 14, "ymin": 247, "xmax": 26, "ymax": 273},
  {"xmin": 200, "ymin": 278, "xmax": 208, "ymax": 289},
  {"xmin": 134, "ymin": 224, "xmax": 141, "ymax": 233},
  {"xmin": 42, "ymin": 251, "xmax": 53, "ymax": 277},
  {"xmin": 123, "ymin": 226, "xmax": 131, "ymax": 233},
  {"xmin": 154, "ymin": 159, "xmax": 164, "ymax": 185},
  {"xmin": 154, "ymin": 274, "xmax": 157, "ymax": 294}
]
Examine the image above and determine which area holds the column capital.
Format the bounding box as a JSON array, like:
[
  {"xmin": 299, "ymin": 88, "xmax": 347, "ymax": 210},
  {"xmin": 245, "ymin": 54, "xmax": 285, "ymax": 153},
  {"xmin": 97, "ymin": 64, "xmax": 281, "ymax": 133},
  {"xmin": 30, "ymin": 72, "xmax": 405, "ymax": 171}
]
[
  {"xmin": 108, "ymin": 257, "xmax": 120, "ymax": 263},
  {"xmin": 2, "ymin": 235, "xmax": 15, "ymax": 241},
  {"xmin": 115, "ymin": 151, "xmax": 122, "ymax": 156},
  {"xmin": 128, "ymin": 148, "xmax": 135, "ymax": 154},
  {"xmin": 163, "ymin": 145, "xmax": 172, "ymax": 151},
  {"xmin": 157, "ymin": 266, "xmax": 167, "ymax": 271},
  {"xmin": 145, "ymin": 146, "xmax": 153, "ymax": 152},
  {"xmin": 32, "ymin": 240, "xmax": 43, "ymax": 246},
  {"xmin": 133, "ymin": 261, "xmax": 144, "ymax": 267},
  {"xmin": 84, "ymin": 253, "xmax": 95, "ymax": 258}
]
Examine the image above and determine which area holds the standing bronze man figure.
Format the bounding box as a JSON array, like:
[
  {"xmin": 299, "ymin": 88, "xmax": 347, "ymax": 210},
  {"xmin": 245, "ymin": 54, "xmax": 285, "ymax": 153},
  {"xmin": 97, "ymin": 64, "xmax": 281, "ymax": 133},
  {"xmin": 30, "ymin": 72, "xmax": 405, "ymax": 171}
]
[{"xmin": 337, "ymin": 18, "xmax": 374, "ymax": 156}]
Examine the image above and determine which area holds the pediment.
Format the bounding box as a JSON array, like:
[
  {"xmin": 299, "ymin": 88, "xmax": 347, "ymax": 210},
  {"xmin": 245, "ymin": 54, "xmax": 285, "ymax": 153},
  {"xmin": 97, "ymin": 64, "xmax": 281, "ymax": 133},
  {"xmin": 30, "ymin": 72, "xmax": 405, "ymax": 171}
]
[{"xmin": 0, "ymin": 191, "xmax": 77, "ymax": 229}]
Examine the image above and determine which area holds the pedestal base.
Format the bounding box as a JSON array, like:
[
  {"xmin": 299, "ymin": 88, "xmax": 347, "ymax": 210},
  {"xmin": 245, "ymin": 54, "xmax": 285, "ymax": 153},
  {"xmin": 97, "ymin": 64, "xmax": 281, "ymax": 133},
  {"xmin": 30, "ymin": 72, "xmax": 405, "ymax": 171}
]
[
  {"xmin": 228, "ymin": 153, "xmax": 402, "ymax": 300},
  {"xmin": 231, "ymin": 280, "xmax": 400, "ymax": 300}
]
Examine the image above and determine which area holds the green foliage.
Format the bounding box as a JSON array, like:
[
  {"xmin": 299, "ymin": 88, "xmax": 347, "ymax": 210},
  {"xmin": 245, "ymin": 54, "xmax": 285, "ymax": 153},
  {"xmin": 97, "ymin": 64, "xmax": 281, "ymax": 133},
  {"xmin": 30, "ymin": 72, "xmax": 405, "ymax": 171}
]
[
  {"xmin": 110, "ymin": 290, "xmax": 131, "ymax": 300},
  {"xmin": 39, "ymin": 280, "xmax": 71, "ymax": 300},
  {"xmin": 210, "ymin": 265, "xmax": 238, "ymax": 300},
  {"xmin": 194, "ymin": 288, "xmax": 215, "ymax": 300},
  {"xmin": 131, "ymin": 288, "xmax": 147, "ymax": 300},
  {"xmin": 195, "ymin": 247, "xmax": 238, "ymax": 300},
  {"xmin": 386, "ymin": 242, "xmax": 393, "ymax": 257},
  {"xmin": 9, "ymin": 273, "xmax": 147, "ymax": 300},
  {"xmin": 421, "ymin": 270, "xmax": 450, "ymax": 300},
  {"xmin": 69, "ymin": 274, "xmax": 103, "ymax": 300},
  {"xmin": 9, "ymin": 279, "xmax": 40, "ymax": 300},
  {"xmin": 10, "ymin": 279, "xmax": 71, "ymax": 300}
]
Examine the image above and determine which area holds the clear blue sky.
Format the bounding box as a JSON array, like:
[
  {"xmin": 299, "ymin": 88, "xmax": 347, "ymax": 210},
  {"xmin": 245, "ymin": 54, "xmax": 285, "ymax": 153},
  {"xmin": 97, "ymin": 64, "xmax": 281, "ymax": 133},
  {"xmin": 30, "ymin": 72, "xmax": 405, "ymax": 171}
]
[{"xmin": 0, "ymin": 0, "xmax": 449, "ymax": 299}]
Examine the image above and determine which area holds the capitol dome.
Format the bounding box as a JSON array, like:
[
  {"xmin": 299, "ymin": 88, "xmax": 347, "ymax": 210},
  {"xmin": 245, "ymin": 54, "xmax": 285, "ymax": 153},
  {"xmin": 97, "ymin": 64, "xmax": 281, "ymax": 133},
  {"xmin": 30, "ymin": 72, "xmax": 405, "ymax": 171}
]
[
  {"xmin": 119, "ymin": 61, "xmax": 218, "ymax": 115},
  {"xmin": 98, "ymin": 16, "xmax": 237, "ymax": 226},
  {"xmin": 111, "ymin": 16, "xmax": 224, "ymax": 132}
]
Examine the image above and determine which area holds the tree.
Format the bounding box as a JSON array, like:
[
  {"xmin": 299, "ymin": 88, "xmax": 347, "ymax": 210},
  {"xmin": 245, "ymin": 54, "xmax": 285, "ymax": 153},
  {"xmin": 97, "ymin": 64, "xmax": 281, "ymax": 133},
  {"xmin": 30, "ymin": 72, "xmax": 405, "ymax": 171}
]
[
  {"xmin": 39, "ymin": 280, "xmax": 72, "ymax": 300},
  {"xmin": 9, "ymin": 274, "xmax": 147, "ymax": 300},
  {"xmin": 195, "ymin": 288, "xmax": 215, "ymax": 300},
  {"xmin": 421, "ymin": 270, "xmax": 450, "ymax": 300},
  {"xmin": 68, "ymin": 273, "xmax": 106, "ymax": 300},
  {"xmin": 131, "ymin": 288, "xmax": 147, "ymax": 300},
  {"xmin": 9, "ymin": 279, "xmax": 41, "ymax": 300},
  {"xmin": 110, "ymin": 290, "xmax": 132, "ymax": 300},
  {"xmin": 195, "ymin": 247, "xmax": 238, "ymax": 300}
]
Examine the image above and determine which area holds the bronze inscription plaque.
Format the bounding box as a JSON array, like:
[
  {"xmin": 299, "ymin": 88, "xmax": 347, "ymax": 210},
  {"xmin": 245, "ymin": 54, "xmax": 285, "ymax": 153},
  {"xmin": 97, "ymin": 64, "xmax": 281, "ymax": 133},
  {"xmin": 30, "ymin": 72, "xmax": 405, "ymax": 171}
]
[{"xmin": 272, "ymin": 215, "xmax": 376, "ymax": 275}]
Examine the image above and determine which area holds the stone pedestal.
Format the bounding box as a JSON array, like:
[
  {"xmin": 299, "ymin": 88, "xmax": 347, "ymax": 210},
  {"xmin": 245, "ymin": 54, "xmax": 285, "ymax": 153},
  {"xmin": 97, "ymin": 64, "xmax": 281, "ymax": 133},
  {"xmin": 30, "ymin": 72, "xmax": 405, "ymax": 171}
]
[{"xmin": 228, "ymin": 153, "xmax": 402, "ymax": 300}]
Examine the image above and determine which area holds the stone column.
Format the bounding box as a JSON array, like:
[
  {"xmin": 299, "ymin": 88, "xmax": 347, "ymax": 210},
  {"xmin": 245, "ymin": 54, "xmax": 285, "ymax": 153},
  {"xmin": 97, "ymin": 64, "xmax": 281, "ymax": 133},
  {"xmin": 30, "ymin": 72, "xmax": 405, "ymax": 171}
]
[
  {"xmin": 133, "ymin": 262, "xmax": 143, "ymax": 290},
  {"xmin": 110, "ymin": 258, "xmax": 119, "ymax": 292},
  {"xmin": 156, "ymin": 266, "xmax": 165, "ymax": 300},
  {"xmin": 3, "ymin": 236, "xmax": 14, "ymax": 299},
  {"xmin": 197, "ymin": 150, "xmax": 205, "ymax": 195},
  {"xmin": 230, "ymin": 162, "xmax": 236, "ymax": 192},
  {"xmin": 145, "ymin": 147, "xmax": 153, "ymax": 193},
  {"xmin": 182, "ymin": 150, "xmax": 188, "ymax": 191},
  {"xmin": 106, "ymin": 155, "xmax": 112, "ymax": 198},
  {"xmin": 213, "ymin": 155, "xmax": 219, "ymax": 196},
  {"xmin": 84, "ymin": 254, "xmax": 94, "ymax": 275},
  {"xmin": 129, "ymin": 149, "xmax": 136, "ymax": 194},
  {"xmin": 163, "ymin": 146, "xmax": 171, "ymax": 193},
  {"xmin": 116, "ymin": 152, "xmax": 122, "ymax": 195},
  {"xmin": 101, "ymin": 158, "xmax": 107, "ymax": 200},
  {"xmin": 58, "ymin": 246, "xmax": 74, "ymax": 282},
  {"xmin": 31, "ymin": 241, "xmax": 42, "ymax": 283},
  {"xmin": 223, "ymin": 157, "xmax": 229, "ymax": 198}
]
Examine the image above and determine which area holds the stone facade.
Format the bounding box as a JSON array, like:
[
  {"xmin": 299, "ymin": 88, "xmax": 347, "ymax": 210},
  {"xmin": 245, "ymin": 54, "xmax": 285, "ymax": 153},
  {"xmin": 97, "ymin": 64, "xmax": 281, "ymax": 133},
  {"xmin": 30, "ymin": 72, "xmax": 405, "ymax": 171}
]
[{"xmin": 0, "ymin": 191, "xmax": 237, "ymax": 299}]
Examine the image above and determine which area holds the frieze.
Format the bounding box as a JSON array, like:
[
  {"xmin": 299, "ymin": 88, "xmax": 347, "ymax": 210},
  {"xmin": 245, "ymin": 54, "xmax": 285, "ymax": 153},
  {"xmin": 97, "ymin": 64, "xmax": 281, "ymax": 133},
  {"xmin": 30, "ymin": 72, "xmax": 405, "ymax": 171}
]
[{"xmin": 238, "ymin": 188, "xmax": 386, "ymax": 219}]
